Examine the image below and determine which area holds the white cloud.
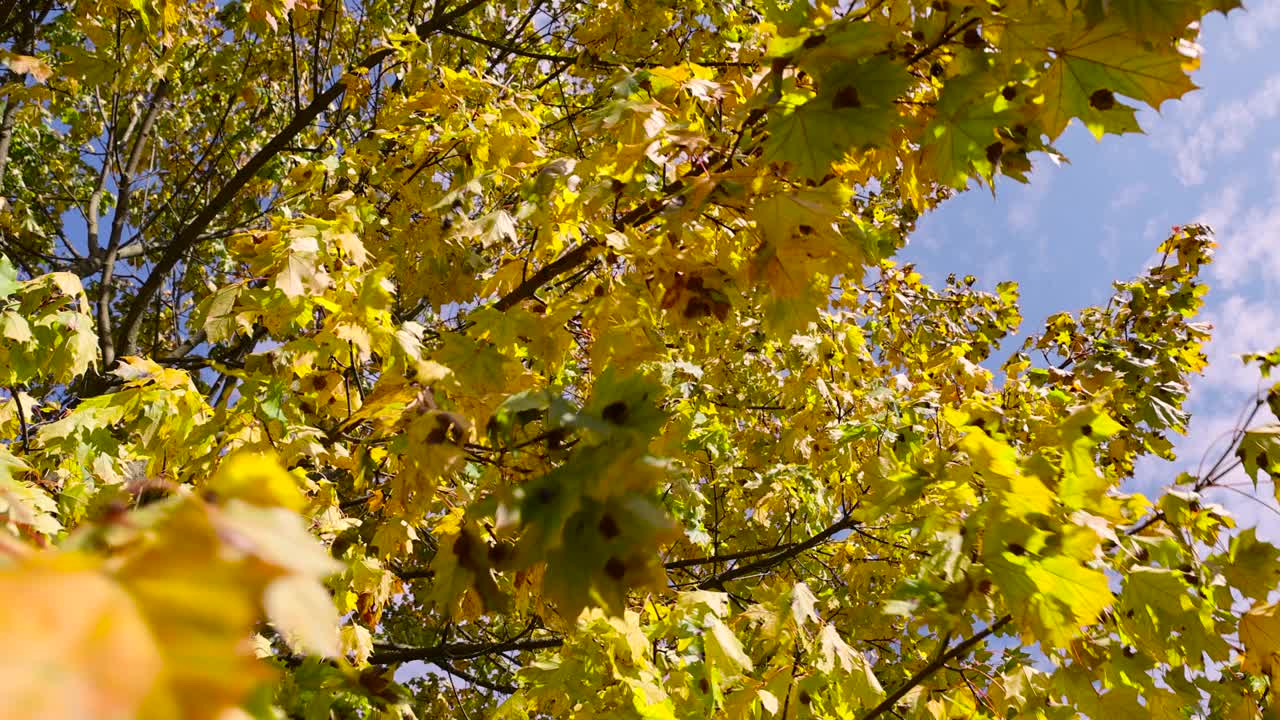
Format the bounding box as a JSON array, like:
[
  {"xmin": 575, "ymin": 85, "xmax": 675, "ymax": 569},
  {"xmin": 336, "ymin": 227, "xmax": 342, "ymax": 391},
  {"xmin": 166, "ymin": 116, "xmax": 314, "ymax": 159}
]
[
  {"xmin": 1150, "ymin": 73, "xmax": 1280, "ymax": 186},
  {"xmin": 1030, "ymin": 232, "xmax": 1058, "ymax": 276},
  {"xmin": 980, "ymin": 253, "xmax": 1012, "ymax": 286},
  {"xmin": 1142, "ymin": 215, "xmax": 1169, "ymax": 244},
  {"xmin": 909, "ymin": 226, "xmax": 943, "ymax": 254},
  {"xmin": 1109, "ymin": 181, "xmax": 1148, "ymax": 212},
  {"xmin": 1195, "ymin": 294, "xmax": 1280, "ymax": 396},
  {"xmin": 1196, "ymin": 182, "xmax": 1280, "ymax": 289},
  {"xmin": 1196, "ymin": 182, "xmax": 1243, "ymax": 233},
  {"xmin": 1228, "ymin": 0, "xmax": 1280, "ymax": 55},
  {"xmin": 963, "ymin": 206, "xmax": 998, "ymax": 250},
  {"xmin": 1099, "ymin": 224, "xmax": 1122, "ymax": 273}
]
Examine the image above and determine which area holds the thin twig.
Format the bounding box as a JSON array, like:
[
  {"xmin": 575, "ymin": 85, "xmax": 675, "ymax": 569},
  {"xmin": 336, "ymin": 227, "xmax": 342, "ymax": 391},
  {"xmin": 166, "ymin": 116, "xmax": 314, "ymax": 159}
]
[
  {"xmin": 859, "ymin": 615, "xmax": 1012, "ymax": 720},
  {"xmin": 116, "ymin": 0, "xmax": 493, "ymax": 357},
  {"xmin": 9, "ymin": 387, "xmax": 27, "ymax": 450}
]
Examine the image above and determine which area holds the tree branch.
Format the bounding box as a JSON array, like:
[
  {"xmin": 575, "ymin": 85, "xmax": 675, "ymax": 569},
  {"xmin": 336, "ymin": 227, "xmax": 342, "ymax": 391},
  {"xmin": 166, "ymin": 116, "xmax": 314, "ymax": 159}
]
[
  {"xmin": 8, "ymin": 386, "xmax": 27, "ymax": 450},
  {"xmin": 368, "ymin": 636, "xmax": 562, "ymax": 665},
  {"xmin": 396, "ymin": 566, "xmax": 434, "ymax": 580},
  {"xmin": 0, "ymin": 1, "xmax": 47, "ymax": 187},
  {"xmin": 493, "ymin": 239, "xmax": 600, "ymax": 311},
  {"xmin": 491, "ymin": 192, "xmax": 675, "ymax": 311},
  {"xmin": 0, "ymin": 95, "xmax": 18, "ymax": 194},
  {"xmin": 115, "ymin": 0, "xmax": 491, "ymax": 359},
  {"xmin": 858, "ymin": 615, "xmax": 1011, "ymax": 720},
  {"xmin": 85, "ymin": 101, "xmax": 125, "ymax": 264},
  {"xmin": 440, "ymin": 662, "xmax": 518, "ymax": 694},
  {"xmin": 396, "ymin": 539, "xmax": 812, "ymax": 579},
  {"xmin": 696, "ymin": 515, "xmax": 858, "ymax": 590},
  {"xmin": 906, "ymin": 17, "xmax": 979, "ymax": 65},
  {"xmin": 116, "ymin": 79, "xmax": 347, "ymax": 357},
  {"xmin": 664, "ymin": 542, "xmax": 801, "ymax": 571},
  {"xmin": 441, "ymin": 26, "xmax": 574, "ymax": 63},
  {"xmin": 99, "ymin": 80, "xmax": 169, "ymax": 367}
]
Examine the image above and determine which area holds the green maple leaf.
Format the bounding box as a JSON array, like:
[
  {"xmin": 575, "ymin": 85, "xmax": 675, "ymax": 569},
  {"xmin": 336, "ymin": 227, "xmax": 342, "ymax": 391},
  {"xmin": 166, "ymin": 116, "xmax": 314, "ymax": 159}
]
[
  {"xmin": 751, "ymin": 184, "xmax": 862, "ymax": 271},
  {"xmin": 1237, "ymin": 424, "xmax": 1280, "ymax": 490},
  {"xmin": 0, "ymin": 255, "xmax": 19, "ymax": 299},
  {"xmin": 0, "ymin": 311, "xmax": 32, "ymax": 342},
  {"xmin": 193, "ymin": 285, "xmax": 244, "ymax": 344},
  {"xmin": 1003, "ymin": 554, "xmax": 1113, "ymax": 647},
  {"xmin": 1241, "ymin": 601, "xmax": 1280, "ymax": 678},
  {"xmin": 1200, "ymin": 0, "xmax": 1245, "ymax": 15},
  {"xmin": 816, "ymin": 623, "xmax": 885, "ymax": 708},
  {"xmin": 706, "ymin": 616, "xmax": 753, "ymax": 674},
  {"xmin": 1118, "ymin": 567, "xmax": 1229, "ymax": 663},
  {"xmin": 921, "ymin": 75, "xmax": 1014, "ymax": 189},
  {"xmin": 1058, "ymin": 405, "xmax": 1124, "ymax": 512},
  {"xmin": 763, "ymin": 58, "xmax": 911, "ymax": 179},
  {"xmin": 752, "ymin": 186, "xmax": 844, "ymax": 246},
  {"xmin": 1217, "ymin": 528, "xmax": 1280, "ymax": 602},
  {"xmin": 1039, "ymin": 18, "xmax": 1197, "ymax": 139},
  {"xmin": 0, "ymin": 447, "xmax": 62, "ymax": 536},
  {"xmin": 516, "ymin": 460, "xmax": 589, "ymax": 557},
  {"xmin": 541, "ymin": 494, "xmax": 677, "ymax": 620},
  {"xmin": 984, "ymin": 516, "xmax": 1111, "ymax": 647},
  {"xmin": 1102, "ymin": 0, "xmax": 1217, "ymax": 38},
  {"xmin": 763, "ymin": 93, "xmax": 855, "ymax": 180},
  {"xmin": 1090, "ymin": 0, "xmax": 1243, "ymax": 35},
  {"xmin": 1244, "ymin": 349, "xmax": 1280, "ymax": 377},
  {"xmin": 276, "ymin": 252, "xmax": 332, "ymax": 298},
  {"xmin": 578, "ymin": 368, "xmax": 667, "ymax": 443},
  {"xmin": 961, "ymin": 430, "xmax": 1055, "ymax": 517}
]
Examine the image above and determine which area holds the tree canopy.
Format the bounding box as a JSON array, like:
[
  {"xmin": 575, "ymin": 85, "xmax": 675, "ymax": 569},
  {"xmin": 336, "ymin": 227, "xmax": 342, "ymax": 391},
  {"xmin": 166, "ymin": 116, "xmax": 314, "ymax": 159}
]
[{"xmin": 2, "ymin": 0, "xmax": 1279, "ymax": 718}]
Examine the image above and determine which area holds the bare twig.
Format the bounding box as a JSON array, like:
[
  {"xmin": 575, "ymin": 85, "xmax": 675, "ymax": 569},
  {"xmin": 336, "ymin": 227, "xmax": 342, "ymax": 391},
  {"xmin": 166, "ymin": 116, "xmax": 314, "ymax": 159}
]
[
  {"xmin": 368, "ymin": 636, "xmax": 562, "ymax": 665},
  {"xmin": 859, "ymin": 615, "xmax": 1012, "ymax": 720},
  {"xmin": 696, "ymin": 515, "xmax": 858, "ymax": 590},
  {"xmin": 99, "ymin": 80, "xmax": 169, "ymax": 367},
  {"xmin": 116, "ymin": 0, "xmax": 492, "ymax": 358},
  {"xmin": 8, "ymin": 387, "xmax": 27, "ymax": 450}
]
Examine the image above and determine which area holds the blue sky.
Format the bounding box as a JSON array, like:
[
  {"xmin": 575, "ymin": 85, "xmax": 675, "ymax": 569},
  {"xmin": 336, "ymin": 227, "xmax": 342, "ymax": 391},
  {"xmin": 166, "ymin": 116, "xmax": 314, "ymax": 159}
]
[{"xmin": 903, "ymin": 1, "xmax": 1280, "ymax": 541}]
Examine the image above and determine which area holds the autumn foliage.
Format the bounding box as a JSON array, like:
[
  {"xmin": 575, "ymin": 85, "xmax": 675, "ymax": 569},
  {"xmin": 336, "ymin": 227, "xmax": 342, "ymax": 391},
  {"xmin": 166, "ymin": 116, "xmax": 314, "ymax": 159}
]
[{"xmin": 2, "ymin": 0, "xmax": 1279, "ymax": 718}]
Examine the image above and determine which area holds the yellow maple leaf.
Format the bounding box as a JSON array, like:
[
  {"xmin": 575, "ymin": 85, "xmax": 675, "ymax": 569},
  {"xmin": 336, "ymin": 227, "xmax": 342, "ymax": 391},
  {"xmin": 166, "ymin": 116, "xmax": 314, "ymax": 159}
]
[
  {"xmin": 1241, "ymin": 601, "xmax": 1280, "ymax": 681},
  {"xmin": 0, "ymin": 555, "xmax": 162, "ymax": 720}
]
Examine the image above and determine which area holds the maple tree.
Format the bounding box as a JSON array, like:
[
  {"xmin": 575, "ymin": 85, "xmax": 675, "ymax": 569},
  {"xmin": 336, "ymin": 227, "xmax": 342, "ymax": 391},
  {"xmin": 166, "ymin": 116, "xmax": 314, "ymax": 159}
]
[{"xmin": 2, "ymin": 0, "xmax": 1279, "ymax": 717}]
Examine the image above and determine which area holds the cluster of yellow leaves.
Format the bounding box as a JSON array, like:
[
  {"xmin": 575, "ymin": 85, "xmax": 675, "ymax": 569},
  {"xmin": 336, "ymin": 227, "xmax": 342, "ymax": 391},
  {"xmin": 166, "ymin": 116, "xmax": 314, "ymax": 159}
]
[{"xmin": 0, "ymin": 451, "xmax": 341, "ymax": 720}]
